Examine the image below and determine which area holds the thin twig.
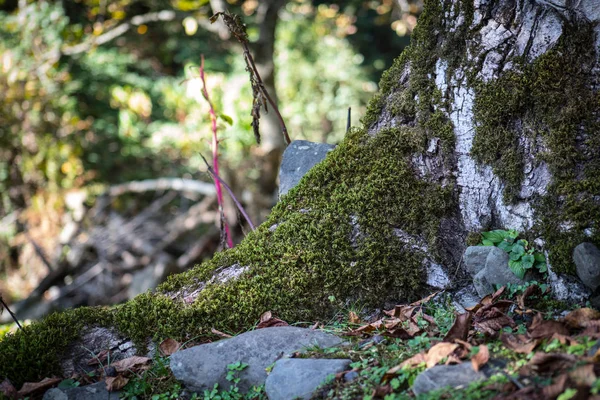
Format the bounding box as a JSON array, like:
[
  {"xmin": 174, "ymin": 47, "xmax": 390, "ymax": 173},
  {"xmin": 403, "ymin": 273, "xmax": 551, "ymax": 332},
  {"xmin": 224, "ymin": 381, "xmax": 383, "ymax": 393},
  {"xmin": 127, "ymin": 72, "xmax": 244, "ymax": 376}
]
[
  {"xmin": 199, "ymin": 153, "xmax": 256, "ymax": 230},
  {"xmin": 0, "ymin": 296, "xmax": 23, "ymax": 330},
  {"xmin": 199, "ymin": 55, "xmax": 234, "ymax": 249},
  {"xmin": 211, "ymin": 11, "xmax": 291, "ymax": 145}
]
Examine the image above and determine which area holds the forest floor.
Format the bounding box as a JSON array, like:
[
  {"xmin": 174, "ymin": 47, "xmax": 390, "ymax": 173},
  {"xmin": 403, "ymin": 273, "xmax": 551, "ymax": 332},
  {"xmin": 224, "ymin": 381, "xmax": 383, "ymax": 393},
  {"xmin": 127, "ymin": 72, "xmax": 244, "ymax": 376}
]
[{"xmin": 2, "ymin": 283, "xmax": 600, "ymax": 399}]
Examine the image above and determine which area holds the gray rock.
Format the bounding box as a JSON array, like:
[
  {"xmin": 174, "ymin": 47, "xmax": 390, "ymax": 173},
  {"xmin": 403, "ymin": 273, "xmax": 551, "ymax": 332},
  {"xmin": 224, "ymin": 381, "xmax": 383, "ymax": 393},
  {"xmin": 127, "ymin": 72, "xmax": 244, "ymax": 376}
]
[
  {"xmin": 548, "ymin": 260, "xmax": 591, "ymax": 304},
  {"xmin": 452, "ymin": 285, "xmax": 481, "ymax": 313},
  {"xmin": 412, "ymin": 362, "xmax": 488, "ymax": 395},
  {"xmin": 43, "ymin": 382, "xmax": 120, "ymax": 400},
  {"xmin": 279, "ymin": 140, "xmax": 335, "ymax": 197},
  {"xmin": 170, "ymin": 327, "xmax": 343, "ymax": 393},
  {"xmin": 574, "ymin": 242, "xmax": 600, "ymax": 290},
  {"xmin": 473, "ymin": 270, "xmax": 494, "ymax": 298},
  {"xmin": 483, "ymin": 246, "xmax": 526, "ymax": 287},
  {"xmin": 265, "ymin": 358, "xmax": 351, "ymax": 400},
  {"xmin": 463, "ymin": 246, "xmax": 493, "ymax": 276},
  {"xmin": 344, "ymin": 371, "xmax": 359, "ymax": 382}
]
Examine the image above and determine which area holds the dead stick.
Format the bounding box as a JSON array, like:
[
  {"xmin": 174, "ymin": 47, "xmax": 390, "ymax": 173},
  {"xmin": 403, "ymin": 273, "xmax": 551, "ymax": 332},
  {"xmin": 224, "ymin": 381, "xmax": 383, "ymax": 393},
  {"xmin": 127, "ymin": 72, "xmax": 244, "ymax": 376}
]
[
  {"xmin": 0, "ymin": 297, "xmax": 22, "ymax": 330},
  {"xmin": 199, "ymin": 154, "xmax": 256, "ymax": 230}
]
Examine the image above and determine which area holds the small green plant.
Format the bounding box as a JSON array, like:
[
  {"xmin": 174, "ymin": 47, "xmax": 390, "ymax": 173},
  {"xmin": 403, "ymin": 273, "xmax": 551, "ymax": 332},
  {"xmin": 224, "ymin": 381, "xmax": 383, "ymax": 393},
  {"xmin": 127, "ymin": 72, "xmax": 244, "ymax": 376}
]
[
  {"xmin": 203, "ymin": 362, "xmax": 265, "ymax": 400},
  {"xmin": 480, "ymin": 229, "xmax": 547, "ymax": 279}
]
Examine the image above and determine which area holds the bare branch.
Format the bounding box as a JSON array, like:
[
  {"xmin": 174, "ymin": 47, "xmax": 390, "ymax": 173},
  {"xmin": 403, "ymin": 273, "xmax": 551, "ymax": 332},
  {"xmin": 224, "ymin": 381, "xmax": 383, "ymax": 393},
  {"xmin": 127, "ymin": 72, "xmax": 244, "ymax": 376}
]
[{"xmin": 62, "ymin": 10, "xmax": 178, "ymax": 55}]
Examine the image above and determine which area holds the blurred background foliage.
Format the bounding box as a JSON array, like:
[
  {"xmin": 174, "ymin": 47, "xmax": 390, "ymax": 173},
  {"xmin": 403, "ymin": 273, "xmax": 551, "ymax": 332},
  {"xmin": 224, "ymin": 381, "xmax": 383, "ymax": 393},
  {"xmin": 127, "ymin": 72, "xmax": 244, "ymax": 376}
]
[{"xmin": 0, "ymin": 0, "xmax": 421, "ymax": 305}]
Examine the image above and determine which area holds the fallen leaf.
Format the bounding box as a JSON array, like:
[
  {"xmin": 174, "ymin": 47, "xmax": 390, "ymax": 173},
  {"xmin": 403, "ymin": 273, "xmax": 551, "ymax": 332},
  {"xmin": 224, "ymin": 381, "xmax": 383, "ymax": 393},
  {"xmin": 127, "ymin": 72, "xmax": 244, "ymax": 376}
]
[
  {"xmin": 426, "ymin": 342, "xmax": 459, "ymax": 368},
  {"xmin": 349, "ymin": 311, "xmax": 361, "ymax": 324},
  {"xmin": 525, "ymin": 353, "xmax": 577, "ymax": 374},
  {"xmin": 410, "ymin": 291, "xmax": 440, "ymax": 307},
  {"xmin": 569, "ymin": 363, "xmax": 596, "ymax": 387},
  {"xmin": 0, "ymin": 379, "xmax": 17, "ymax": 399},
  {"xmin": 398, "ymin": 352, "xmax": 427, "ymax": 369},
  {"xmin": 110, "ymin": 356, "xmax": 151, "ymax": 372},
  {"xmin": 257, "ymin": 311, "xmax": 289, "ymax": 329},
  {"xmin": 443, "ymin": 313, "xmax": 472, "ymax": 342},
  {"xmin": 384, "ymin": 305, "xmax": 416, "ymax": 320},
  {"xmin": 501, "ymin": 333, "xmax": 540, "ymax": 354},
  {"xmin": 541, "ymin": 374, "xmax": 568, "ymax": 399},
  {"xmin": 517, "ymin": 284, "xmax": 542, "ymax": 309},
  {"xmin": 159, "ymin": 338, "xmax": 181, "ymax": 356},
  {"xmin": 87, "ymin": 349, "xmax": 109, "ymax": 366},
  {"xmin": 471, "ymin": 345, "xmax": 489, "ymax": 372},
  {"xmin": 211, "ymin": 328, "xmax": 232, "ymax": 338},
  {"xmin": 528, "ymin": 313, "xmax": 569, "ymax": 339},
  {"xmin": 310, "ymin": 322, "xmax": 320, "ymax": 330},
  {"xmin": 564, "ymin": 308, "xmax": 600, "ymax": 329},
  {"xmin": 474, "ymin": 306, "xmax": 515, "ymax": 337},
  {"xmin": 372, "ymin": 384, "xmax": 392, "ymax": 397},
  {"xmin": 105, "ymin": 375, "xmax": 129, "ymax": 391},
  {"xmin": 17, "ymin": 377, "xmax": 61, "ymax": 397}
]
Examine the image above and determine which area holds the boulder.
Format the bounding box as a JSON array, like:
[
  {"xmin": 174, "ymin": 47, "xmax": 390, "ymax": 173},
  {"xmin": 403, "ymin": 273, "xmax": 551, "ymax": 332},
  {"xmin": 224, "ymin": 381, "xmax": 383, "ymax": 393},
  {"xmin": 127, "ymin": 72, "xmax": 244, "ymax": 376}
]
[
  {"xmin": 265, "ymin": 358, "xmax": 351, "ymax": 400},
  {"xmin": 464, "ymin": 246, "xmax": 528, "ymax": 297},
  {"xmin": 279, "ymin": 140, "xmax": 336, "ymax": 197},
  {"xmin": 170, "ymin": 326, "xmax": 342, "ymax": 393},
  {"xmin": 412, "ymin": 362, "xmax": 488, "ymax": 395},
  {"xmin": 43, "ymin": 382, "xmax": 120, "ymax": 400},
  {"xmin": 574, "ymin": 242, "xmax": 600, "ymax": 290},
  {"xmin": 463, "ymin": 247, "xmax": 494, "ymax": 276}
]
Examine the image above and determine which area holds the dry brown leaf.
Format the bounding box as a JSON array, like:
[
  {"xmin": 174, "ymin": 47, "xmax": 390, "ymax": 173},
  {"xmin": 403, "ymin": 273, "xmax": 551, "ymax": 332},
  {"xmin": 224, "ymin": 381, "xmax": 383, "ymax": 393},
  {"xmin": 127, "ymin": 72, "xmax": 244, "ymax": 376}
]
[
  {"xmin": 471, "ymin": 344, "xmax": 489, "ymax": 372},
  {"xmin": 569, "ymin": 363, "xmax": 596, "ymax": 387},
  {"xmin": 0, "ymin": 379, "xmax": 17, "ymax": 399},
  {"xmin": 310, "ymin": 322, "xmax": 320, "ymax": 330},
  {"xmin": 349, "ymin": 311, "xmax": 361, "ymax": 324},
  {"xmin": 159, "ymin": 338, "xmax": 181, "ymax": 356},
  {"xmin": 105, "ymin": 375, "xmax": 129, "ymax": 391},
  {"xmin": 111, "ymin": 356, "xmax": 151, "ymax": 373},
  {"xmin": 426, "ymin": 342, "xmax": 459, "ymax": 368},
  {"xmin": 256, "ymin": 311, "xmax": 289, "ymax": 329},
  {"xmin": 501, "ymin": 333, "xmax": 540, "ymax": 354},
  {"xmin": 87, "ymin": 349, "xmax": 109, "ymax": 366},
  {"xmin": 528, "ymin": 313, "xmax": 569, "ymax": 339},
  {"xmin": 17, "ymin": 377, "xmax": 61, "ymax": 397},
  {"xmin": 541, "ymin": 374, "xmax": 569, "ymax": 399},
  {"xmin": 516, "ymin": 284, "xmax": 542, "ymax": 310},
  {"xmin": 384, "ymin": 305, "xmax": 416, "ymax": 320},
  {"xmin": 398, "ymin": 352, "xmax": 427, "ymax": 369},
  {"xmin": 352, "ymin": 319, "xmax": 384, "ymax": 334},
  {"xmin": 410, "ymin": 291, "xmax": 440, "ymax": 307},
  {"xmin": 443, "ymin": 313, "xmax": 472, "ymax": 342},
  {"xmin": 526, "ymin": 352, "xmax": 577, "ymax": 374},
  {"xmin": 564, "ymin": 308, "xmax": 600, "ymax": 329},
  {"xmin": 211, "ymin": 328, "xmax": 233, "ymax": 338},
  {"xmin": 474, "ymin": 306, "xmax": 515, "ymax": 337}
]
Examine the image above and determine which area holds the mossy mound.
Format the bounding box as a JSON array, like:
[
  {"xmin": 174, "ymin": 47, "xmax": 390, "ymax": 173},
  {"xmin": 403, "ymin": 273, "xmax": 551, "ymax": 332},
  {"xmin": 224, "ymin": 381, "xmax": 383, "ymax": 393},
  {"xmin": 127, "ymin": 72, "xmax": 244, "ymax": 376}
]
[{"xmin": 0, "ymin": 124, "xmax": 453, "ymax": 385}]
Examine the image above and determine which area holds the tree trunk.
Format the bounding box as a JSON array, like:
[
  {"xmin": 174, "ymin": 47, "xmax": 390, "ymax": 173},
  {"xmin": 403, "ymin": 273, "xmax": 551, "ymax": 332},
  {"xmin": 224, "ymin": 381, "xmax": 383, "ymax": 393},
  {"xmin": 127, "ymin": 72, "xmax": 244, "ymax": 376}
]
[{"xmin": 2, "ymin": 0, "xmax": 600, "ymax": 386}]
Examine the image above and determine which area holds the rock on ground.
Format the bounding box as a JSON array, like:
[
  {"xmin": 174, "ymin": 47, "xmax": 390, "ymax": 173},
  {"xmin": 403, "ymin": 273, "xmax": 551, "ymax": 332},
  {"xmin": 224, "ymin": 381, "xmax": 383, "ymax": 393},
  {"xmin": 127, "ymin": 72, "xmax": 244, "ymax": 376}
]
[
  {"xmin": 43, "ymin": 382, "xmax": 120, "ymax": 400},
  {"xmin": 464, "ymin": 246, "xmax": 527, "ymax": 297},
  {"xmin": 170, "ymin": 326, "xmax": 342, "ymax": 393},
  {"xmin": 265, "ymin": 358, "xmax": 351, "ymax": 400},
  {"xmin": 412, "ymin": 362, "xmax": 488, "ymax": 395},
  {"xmin": 574, "ymin": 242, "xmax": 600, "ymax": 291},
  {"xmin": 278, "ymin": 140, "xmax": 335, "ymax": 197}
]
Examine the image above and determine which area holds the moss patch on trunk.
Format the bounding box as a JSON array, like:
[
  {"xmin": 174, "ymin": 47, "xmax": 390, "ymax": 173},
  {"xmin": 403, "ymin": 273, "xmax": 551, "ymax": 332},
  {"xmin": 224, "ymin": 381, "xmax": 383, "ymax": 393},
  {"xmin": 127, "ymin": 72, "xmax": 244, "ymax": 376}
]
[{"xmin": 471, "ymin": 23, "xmax": 600, "ymax": 273}]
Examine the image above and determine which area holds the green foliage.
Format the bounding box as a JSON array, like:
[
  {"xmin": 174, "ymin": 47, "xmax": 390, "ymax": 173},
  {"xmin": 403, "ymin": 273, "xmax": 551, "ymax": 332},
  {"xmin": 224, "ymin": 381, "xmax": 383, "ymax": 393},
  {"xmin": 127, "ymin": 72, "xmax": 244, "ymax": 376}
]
[
  {"xmin": 202, "ymin": 362, "xmax": 265, "ymax": 400},
  {"xmin": 120, "ymin": 355, "xmax": 187, "ymax": 400},
  {"xmin": 479, "ymin": 229, "xmax": 547, "ymax": 279}
]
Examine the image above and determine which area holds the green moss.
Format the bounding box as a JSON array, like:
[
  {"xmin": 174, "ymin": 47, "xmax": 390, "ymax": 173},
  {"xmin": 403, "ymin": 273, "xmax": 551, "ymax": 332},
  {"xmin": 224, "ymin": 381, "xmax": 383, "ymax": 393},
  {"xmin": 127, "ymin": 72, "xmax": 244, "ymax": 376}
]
[
  {"xmin": 471, "ymin": 23, "xmax": 600, "ymax": 272},
  {"xmin": 0, "ymin": 0, "xmax": 464, "ymax": 386},
  {"xmin": 0, "ymin": 307, "xmax": 113, "ymax": 384}
]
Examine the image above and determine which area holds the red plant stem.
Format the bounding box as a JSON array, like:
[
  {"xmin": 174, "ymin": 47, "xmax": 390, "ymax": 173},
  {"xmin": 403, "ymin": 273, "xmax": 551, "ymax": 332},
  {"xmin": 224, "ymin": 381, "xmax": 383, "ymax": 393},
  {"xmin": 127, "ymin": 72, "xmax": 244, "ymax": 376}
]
[{"xmin": 200, "ymin": 55, "xmax": 233, "ymax": 249}]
